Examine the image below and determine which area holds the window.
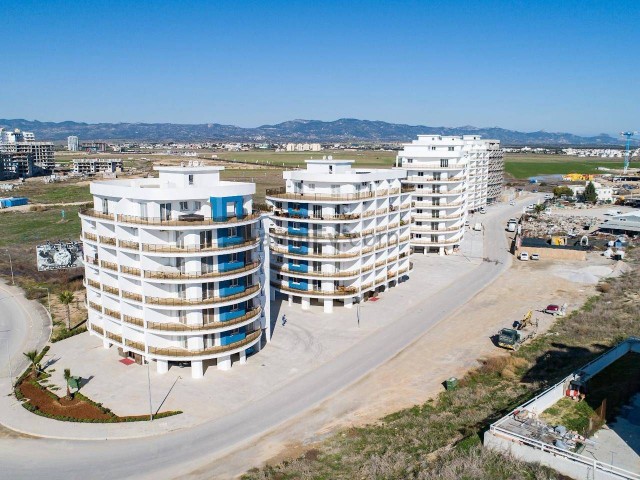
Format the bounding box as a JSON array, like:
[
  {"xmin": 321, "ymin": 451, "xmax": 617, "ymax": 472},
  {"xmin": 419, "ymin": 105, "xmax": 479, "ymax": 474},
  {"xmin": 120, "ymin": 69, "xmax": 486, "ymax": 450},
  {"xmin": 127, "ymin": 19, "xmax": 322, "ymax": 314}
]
[
  {"xmin": 102, "ymin": 198, "xmax": 109, "ymax": 214},
  {"xmin": 230, "ymin": 278, "xmax": 239, "ymax": 287},
  {"xmin": 431, "ymin": 222, "xmax": 438, "ymax": 230},
  {"xmin": 417, "ymin": 184, "xmax": 424, "ymax": 189},
  {"xmin": 431, "ymin": 146, "xmax": 436, "ymax": 151},
  {"xmin": 329, "ymin": 166, "xmax": 333, "ymax": 173},
  {"xmin": 431, "ymin": 235, "xmax": 438, "ymax": 243},
  {"xmin": 229, "ymin": 226, "xmax": 237, "ymax": 237},
  {"xmin": 180, "ymin": 201, "xmax": 188, "ymax": 211},
  {"xmin": 194, "ymin": 201, "xmax": 201, "ymax": 210},
  {"xmin": 160, "ymin": 202, "xmax": 171, "ymax": 221},
  {"xmin": 418, "ymin": 171, "xmax": 424, "ymax": 177},
  {"xmin": 448, "ymin": 147, "xmax": 454, "ymax": 151},
  {"xmin": 433, "ymin": 210, "xmax": 440, "ymax": 218},
  {"xmin": 179, "ymin": 310, "xmax": 188, "ymax": 324},
  {"xmin": 188, "ymin": 174, "xmax": 194, "ymax": 185},
  {"xmin": 440, "ymin": 159, "xmax": 449, "ymax": 168},
  {"xmin": 433, "ymin": 198, "xmax": 440, "ymax": 205},
  {"xmin": 406, "ymin": 158, "xmax": 413, "ymax": 163}
]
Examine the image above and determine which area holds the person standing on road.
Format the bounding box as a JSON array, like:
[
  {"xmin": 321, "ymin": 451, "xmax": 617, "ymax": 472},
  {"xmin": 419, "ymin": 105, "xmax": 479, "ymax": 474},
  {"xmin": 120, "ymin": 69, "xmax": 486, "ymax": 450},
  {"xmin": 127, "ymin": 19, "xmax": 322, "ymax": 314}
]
[{"xmin": 282, "ymin": 314, "xmax": 287, "ymax": 326}]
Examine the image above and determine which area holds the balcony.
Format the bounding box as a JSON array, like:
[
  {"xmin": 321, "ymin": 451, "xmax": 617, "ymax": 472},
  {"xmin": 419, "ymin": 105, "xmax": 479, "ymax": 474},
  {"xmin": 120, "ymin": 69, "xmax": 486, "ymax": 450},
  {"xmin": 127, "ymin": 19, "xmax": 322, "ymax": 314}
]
[
  {"xmin": 273, "ymin": 245, "xmax": 362, "ymax": 259},
  {"xmin": 88, "ymin": 301, "xmax": 102, "ymax": 312},
  {"xmin": 99, "ymin": 236, "xmax": 116, "ymax": 246},
  {"xmin": 100, "ymin": 260, "xmax": 118, "ymax": 272},
  {"xmin": 145, "ymin": 284, "xmax": 260, "ymax": 307},
  {"xmin": 266, "ymin": 186, "xmax": 374, "ymax": 202},
  {"xmin": 102, "ymin": 284, "xmax": 120, "ymax": 296},
  {"xmin": 272, "ymin": 209, "xmax": 362, "ymax": 221},
  {"xmin": 287, "ymin": 244, "xmax": 308, "ymax": 255},
  {"xmin": 121, "ymin": 306, "xmax": 262, "ymax": 332},
  {"xmin": 272, "ymin": 281, "xmax": 358, "ymax": 297},
  {"xmin": 86, "ymin": 278, "xmax": 101, "ymax": 289},
  {"xmin": 103, "ymin": 307, "xmax": 121, "ymax": 320},
  {"xmin": 120, "ymin": 265, "xmax": 141, "ymax": 276},
  {"xmin": 119, "ymin": 239, "xmax": 140, "ymax": 250},
  {"xmin": 141, "ymin": 237, "xmax": 260, "ymax": 254},
  {"xmin": 79, "ymin": 208, "xmax": 115, "ymax": 221},
  {"xmin": 144, "ymin": 262, "xmax": 259, "ymax": 280},
  {"xmin": 83, "ymin": 232, "xmax": 97, "ymax": 242},
  {"xmin": 117, "ymin": 212, "xmax": 260, "ymax": 227},
  {"xmin": 270, "ymin": 227, "xmax": 371, "ymax": 241},
  {"xmin": 90, "ymin": 325, "xmax": 104, "ymax": 336},
  {"xmin": 85, "ymin": 256, "xmax": 99, "ymax": 266},
  {"xmin": 122, "ymin": 290, "xmax": 143, "ymax": 302},
  {"xmin": 147, "ymin": 330, "xmax": 261, "ymax": 357},
  {"xmin": 272, "ymin": 263, "xmax": 373, "ymax": 278}
]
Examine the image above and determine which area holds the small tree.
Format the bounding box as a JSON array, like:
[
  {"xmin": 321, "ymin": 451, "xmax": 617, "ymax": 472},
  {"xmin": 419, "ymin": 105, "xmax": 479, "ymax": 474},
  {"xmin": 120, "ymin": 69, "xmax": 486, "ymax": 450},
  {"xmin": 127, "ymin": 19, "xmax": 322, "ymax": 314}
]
[
  {"xmin": 584, "ymin": 181, "xmax": 598, "ymax": 203},
  {"xmin": 63, "ymin": 368, "xmax": 72, "ymax": 399},
  {"xmin": 534, "ymin": 204, "xmax": 546, "ymax": 214},
  {"xmin": 58, "ymin": 291, "xmax": 74, "ymax": 330},
  {"xmin": 22, "ymin": 347, "xmax": 49, "ymax": 377},
  {"xmin": 553, "ymin": 186, "xmax": 574, "ymax": 198}
]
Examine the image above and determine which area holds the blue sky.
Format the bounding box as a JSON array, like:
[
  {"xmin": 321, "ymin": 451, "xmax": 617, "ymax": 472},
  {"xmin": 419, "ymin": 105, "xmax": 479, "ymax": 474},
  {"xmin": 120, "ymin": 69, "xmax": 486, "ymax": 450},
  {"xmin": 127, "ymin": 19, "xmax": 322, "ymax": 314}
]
[{"xmin": 1, "ymin": 0, "xmax": 638, "ymax": 135}]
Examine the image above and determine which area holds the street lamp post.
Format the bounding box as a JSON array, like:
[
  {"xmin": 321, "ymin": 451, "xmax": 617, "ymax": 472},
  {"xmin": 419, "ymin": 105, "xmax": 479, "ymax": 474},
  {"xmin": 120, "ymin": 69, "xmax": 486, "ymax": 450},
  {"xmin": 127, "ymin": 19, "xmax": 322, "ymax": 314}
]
[
  {"xmin": 6, "ymin": 251, "xmax": 14, "ymax": 285},
  {"xmin": 147, "ymin": 359, "xmax": 153, "ymax": 421}
]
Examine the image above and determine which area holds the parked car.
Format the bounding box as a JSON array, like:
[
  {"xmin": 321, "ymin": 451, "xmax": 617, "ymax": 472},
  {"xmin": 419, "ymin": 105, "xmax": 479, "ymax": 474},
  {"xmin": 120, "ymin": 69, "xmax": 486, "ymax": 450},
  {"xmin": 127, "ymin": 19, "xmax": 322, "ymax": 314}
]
[
  {"xmin": 480, "ymin": 207, "xmax": 486, "ymax": 214},
  {"xmin": 531, "ymin": 253, "xmax": 540, "ymax": 260},
  {"xmin": 519, "ymin": 252, "xmax": 529, "ymax": 261},
  {"xmin": 509, "ymin": 200, "xmax": 516, "ymax": 206},
  {"xmin": 544, "ymin": 304, "xmax": 564, "ymax": 315}
]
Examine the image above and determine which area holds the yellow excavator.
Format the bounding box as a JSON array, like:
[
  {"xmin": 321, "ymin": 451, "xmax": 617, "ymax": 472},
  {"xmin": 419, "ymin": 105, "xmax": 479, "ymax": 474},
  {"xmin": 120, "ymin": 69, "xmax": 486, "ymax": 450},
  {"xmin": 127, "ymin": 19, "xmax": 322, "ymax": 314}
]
[{"xmin": 497, "ymin": 311, "xmax": 538, "ymax": 350}]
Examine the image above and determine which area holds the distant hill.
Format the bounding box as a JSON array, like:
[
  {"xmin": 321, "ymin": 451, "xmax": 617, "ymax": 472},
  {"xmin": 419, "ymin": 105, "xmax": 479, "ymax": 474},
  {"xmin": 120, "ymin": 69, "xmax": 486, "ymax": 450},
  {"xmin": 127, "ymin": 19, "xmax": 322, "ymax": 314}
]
[{"xmin": 0, "ymin": 118, "xmax": 625, "ymax": 146}]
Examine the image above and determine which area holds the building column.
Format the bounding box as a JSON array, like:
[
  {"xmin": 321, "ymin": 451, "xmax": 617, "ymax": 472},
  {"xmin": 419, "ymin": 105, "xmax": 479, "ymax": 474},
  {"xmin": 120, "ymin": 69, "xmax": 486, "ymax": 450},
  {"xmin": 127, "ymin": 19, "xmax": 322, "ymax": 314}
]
[
  {"xmin": 344, "ymin": 297, "xmax": 353, "ymax": 309},
  {"xmin": 102, "ymin": 339, "xmax": 110, "ymax": 349},
  {"xmin": 217, "ymin": 355, "xmax": 232, "ymax": 371},
  {"xmin": 288, "ymin": 294, "xmax": 293, "ymax": 306},
  {"xmin": 270, "ymin": 287, "xmax": 276, "ymax": 301},
  {"xmin": 191, "ymin": 360, "xmax": 204, "ymax": 378},
  {"xmin": 423, "ymin": 248, "xmax": 428, "ymax": 255},
  {"xmin": 301, "ymin": 297, "xmax": 310, "ymax": 310},
  {"xmin": 323, "ymin": 299, "xmax": 333, "ymax": 314},
  {"xmin": 439, "ymin": 247, "xmax": 444, "ymax": 256},
  {"xmin": 156, "ymin": 359, "xmax": 169, "ymax": 374},
  {"xmin": 239, "ymin": 350, "xmax": 247, "ymax": 364}
]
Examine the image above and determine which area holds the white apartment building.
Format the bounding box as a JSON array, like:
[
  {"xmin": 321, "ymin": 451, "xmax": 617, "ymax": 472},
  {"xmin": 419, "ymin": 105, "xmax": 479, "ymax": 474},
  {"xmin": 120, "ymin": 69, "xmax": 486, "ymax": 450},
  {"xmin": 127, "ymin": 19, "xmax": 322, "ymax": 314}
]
[
  {"xmin": 568, "ymin": 181, "xmax": 614, "ymax": 203},
  {"xmin": 265, "ymin": 159, "xmax": 413, "ymax": 313},
  {"xmin": 79, "ymin": 164, "xmax": 270, "ymax": 378},
  {"xmin": 285, "ymin": 143, "xmax": 322, "ymax": 152},
  {"xmin": 397, "ymin": 134, "xmax": 502, "ymax": 255},
  {"xmin": 68, "ymin": 136, "xmax": 79, "ymax": 151},
  {"xmin": 73, "ymin": 158, "xmax": 123, "ymax": 175}
]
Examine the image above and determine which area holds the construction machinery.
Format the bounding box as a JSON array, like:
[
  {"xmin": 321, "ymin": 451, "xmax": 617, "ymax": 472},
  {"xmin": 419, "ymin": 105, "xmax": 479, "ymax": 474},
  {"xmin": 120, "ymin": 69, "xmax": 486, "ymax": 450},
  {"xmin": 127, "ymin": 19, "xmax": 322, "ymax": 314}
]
[
  {"xmin": 621, "ymin": 131, "xmax": 637, "ymax": 174},
  {"xmin": 497, "ymin": 310, "xmax": 538, "ymax": 350}
]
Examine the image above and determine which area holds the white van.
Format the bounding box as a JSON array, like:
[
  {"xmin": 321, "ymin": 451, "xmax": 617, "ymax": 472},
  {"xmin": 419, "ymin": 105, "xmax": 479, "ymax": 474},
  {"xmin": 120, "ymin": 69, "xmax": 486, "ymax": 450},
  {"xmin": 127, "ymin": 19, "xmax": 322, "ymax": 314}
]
[
  {"xmin": 473, "ymin": 222, "xmax": 482, "ymax": 231},
  {"xmin": 519, "ymin": 252, "xmax": 529, "ymax": 261}
]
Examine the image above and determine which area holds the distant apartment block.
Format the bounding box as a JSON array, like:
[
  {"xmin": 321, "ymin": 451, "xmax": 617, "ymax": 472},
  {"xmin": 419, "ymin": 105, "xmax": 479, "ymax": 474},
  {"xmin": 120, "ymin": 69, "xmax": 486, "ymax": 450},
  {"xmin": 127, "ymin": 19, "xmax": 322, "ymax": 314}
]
[
  {"xmin": 0, "ymin": 127, "xmax": 54, "ymax": 179},
  {"xmin": 81, "ymin": 142, "xmax": 109, "ymax": 153},
  {"xmin": 397, "ymin": 134, "xmax": 503, "ymax": 255},
  {"xmin": 80, "ymin": 164, "xmax": 270, "ymax": 378},
  {"xmin": 73, "ymin": 158, "xmax": 123, "ymax": 175},
  {"xmin": 68, "ymin": 136, "xmax": 79, "ymax": 151},
  {"xmin": 285, "ymin": 143, "xmax": 322, "ymax": 152},
  {"xmin": 266, "ymin": 159, "xmax": 413, "ymax": 313}
]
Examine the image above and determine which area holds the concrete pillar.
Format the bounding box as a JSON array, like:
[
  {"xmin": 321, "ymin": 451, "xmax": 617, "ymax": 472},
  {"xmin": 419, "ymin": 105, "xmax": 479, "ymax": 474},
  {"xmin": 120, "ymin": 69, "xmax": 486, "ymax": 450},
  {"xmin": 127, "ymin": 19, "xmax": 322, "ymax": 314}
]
[
  {"xmin": 102, "ymin": 339, "xmax": 110, "ymax": 349},
  {"xmin": 301, "ymin": 297, "xmax": 310, "ymax": 310},
  {"xmin": 288, "ymin": 294, "xmax": 293, "ymax": 306},
  {"xmin": 344, "ymin": 297, "xmax": 353, "ymax": 309},
  {"xmin": 156, "ymin": 359, "xmax": 169, "ymax": 374},
  {"xmin": 423, "ymin": 248, "xmax": 427, "ymax": 255},
  {"xmin": 239, "ymin": 350, "xmax": 247, "ymax": 364},
  {"xmin": 439, "ymin": 247, "xmax": 444, "ymax": 256},
  {"xmin": 323, "ymin": 299, "xmax": 333, "ymax": 314},
  {"xmin": 270, "ymin": 287, "xmax": 276, "ymax": 301},
  {"xmin": 217, "ymin": 355, "xmax": 231, "ymax": 371},
  {"xmin": 191, "ymin": 360, "xmax": 204, "ymax": 378}
]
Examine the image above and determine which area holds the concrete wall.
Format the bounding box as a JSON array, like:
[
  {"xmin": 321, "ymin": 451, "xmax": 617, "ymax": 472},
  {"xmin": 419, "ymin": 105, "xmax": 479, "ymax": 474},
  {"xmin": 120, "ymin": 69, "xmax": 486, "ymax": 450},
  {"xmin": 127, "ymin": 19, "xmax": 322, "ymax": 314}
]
[{"xmin": 515, "ymin": 244, "xmax": 587, "ymax": 261}]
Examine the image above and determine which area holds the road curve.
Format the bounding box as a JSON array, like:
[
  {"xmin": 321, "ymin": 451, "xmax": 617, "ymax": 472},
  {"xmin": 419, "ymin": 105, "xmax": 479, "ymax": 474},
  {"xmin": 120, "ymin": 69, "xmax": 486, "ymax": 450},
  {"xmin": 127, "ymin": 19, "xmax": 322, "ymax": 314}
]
[{"xmin": 0, "ymin": 196, "xmax": 535, "ymax": 480}]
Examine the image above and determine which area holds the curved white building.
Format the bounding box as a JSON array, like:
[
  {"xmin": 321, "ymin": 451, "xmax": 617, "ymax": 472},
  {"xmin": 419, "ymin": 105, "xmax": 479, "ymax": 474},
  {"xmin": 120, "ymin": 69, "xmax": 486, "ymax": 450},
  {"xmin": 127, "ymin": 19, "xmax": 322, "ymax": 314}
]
[
  {"xmin": 80, "ymin": 165, "xmax": 269, "ymax": 378},
  {"xmin": 398, "ymin": 135, "xmax": 469, "ymax": 255},
  {"xmin": 266, "ymin": 159, "xmax": 413, "ymax": 313}
]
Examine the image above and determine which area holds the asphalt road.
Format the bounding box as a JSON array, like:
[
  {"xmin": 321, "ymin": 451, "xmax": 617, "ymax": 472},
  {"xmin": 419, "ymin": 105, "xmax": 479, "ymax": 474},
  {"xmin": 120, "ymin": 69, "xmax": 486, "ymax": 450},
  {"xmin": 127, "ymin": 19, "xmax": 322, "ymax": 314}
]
[{"xmin": 0, "ymin": 195, "xmax": 537, "ymax": 479}]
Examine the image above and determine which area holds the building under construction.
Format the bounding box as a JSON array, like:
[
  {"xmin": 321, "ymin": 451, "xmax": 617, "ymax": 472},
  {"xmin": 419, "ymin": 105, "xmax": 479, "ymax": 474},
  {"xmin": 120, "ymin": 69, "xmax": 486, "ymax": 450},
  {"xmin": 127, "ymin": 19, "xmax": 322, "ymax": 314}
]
[
  {"xmin": 487, "ymin": 140, "xmax": 504, "ymax": 204},
  {"xmin": 72, "ymin": 158, "xmax": 123, "ymax": 175},
  {"xmin": 0, "ymin": 128, "xmax": 55, "ymax": 179}
]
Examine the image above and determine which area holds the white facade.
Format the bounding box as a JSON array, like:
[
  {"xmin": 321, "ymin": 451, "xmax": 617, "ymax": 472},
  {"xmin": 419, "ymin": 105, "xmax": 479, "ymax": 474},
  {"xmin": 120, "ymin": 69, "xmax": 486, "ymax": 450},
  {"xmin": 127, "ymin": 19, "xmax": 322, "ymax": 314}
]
[
  {"xmin": 397, "ymin": 134, "xmax": 502, "ymax": 254},
  {"xmin": 68, "ymin": 136, "xmax": 79, "ymax": 151},
  {"xmin": 79, "ymin": 164, "xmax": 270, "ymax": 378},
  {"xmin": 568, "ymin": 181, "xmax": 614, "ymax": 202},
  {"xmin": 265, "ymin": 159, "xmax": 413, "ymax": 313},
  {"xmin": 0, "ymin": 128, "xmax": 54, "ymax": 176}
]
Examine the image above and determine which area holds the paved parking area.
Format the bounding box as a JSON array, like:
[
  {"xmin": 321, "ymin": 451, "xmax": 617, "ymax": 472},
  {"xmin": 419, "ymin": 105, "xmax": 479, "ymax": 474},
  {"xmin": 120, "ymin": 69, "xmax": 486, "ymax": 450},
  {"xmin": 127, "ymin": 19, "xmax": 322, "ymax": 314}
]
[{"xmin": 44, "ymin": 236, "xmax": 484, "ymax": 428}]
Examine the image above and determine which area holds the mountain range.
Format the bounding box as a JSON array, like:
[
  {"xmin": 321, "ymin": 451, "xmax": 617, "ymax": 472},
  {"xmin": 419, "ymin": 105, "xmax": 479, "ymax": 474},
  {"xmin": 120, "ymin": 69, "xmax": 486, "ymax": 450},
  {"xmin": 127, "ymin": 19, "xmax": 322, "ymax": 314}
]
[{"xmin": 0, "ymin": 118, "xmax": 627, "ymax": 146}]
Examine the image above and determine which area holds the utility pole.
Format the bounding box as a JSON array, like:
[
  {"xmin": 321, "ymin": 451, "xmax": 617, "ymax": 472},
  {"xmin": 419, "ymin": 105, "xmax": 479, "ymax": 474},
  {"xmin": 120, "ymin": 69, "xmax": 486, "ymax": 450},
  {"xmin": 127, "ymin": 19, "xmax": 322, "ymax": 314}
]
[{"xmin": 36, "ymin": 287, "xmax": 51, "ymax": 313}]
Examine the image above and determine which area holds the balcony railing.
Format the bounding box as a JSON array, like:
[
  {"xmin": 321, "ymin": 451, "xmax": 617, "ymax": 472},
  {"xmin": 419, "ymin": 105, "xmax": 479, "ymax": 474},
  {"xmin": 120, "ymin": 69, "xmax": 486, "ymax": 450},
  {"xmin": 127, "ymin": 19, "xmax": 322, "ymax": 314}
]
[
  {"xmin": 103, "ymin": 307, "xmax": 121, "ymax": 320},
  {"xmin": 119, "ymin": 239, "xmax": 140, "ymax": 250},
  {"xmin": 86, "ymin": 278, "xmax": 101, "ymax": 289},
  {"xmin": 91, "ymin": 325, "xmax": 104, "ymax": 336},
  {"xmin": 120, "ymin": 266, "xmax": 141, "ymax": 276},
  {"xmin": 99, "ymin": 236, "xmax": 117, "ymax": 246},
  {"xmin": 144, "ymin": 262, "xmax": 259, "ymax": 280},
  {"xmin": 270, "ymin": 245, "xmax": 362, "ymax": 259},
  {"xmin": 85, "ymin": 256, "xmax": 99, "ymax": 266},
  {"xmin": 79, "ymin": 208, "xmax": 115, "ymax": 221},
  {"xmin": 269, "ymin": 227, "xmax": 373, "ymax": 240},
  {"xmin": 88, "ymin": 301, "xmax": 102, "ymax": 312},
  {"xmin": 148, "ymin": 330, "xmax": 261, "ymax": 357},
  {"xmin": 271, "ymin": 281, "xmax": 358, "ymax": 297},
  {"xmin": 105, "ymin": 330, "xmax": 122, "ymax": 344},
  {"xmin": 117, "ymin": 213, "xmax": 260, "ymax": 227},
  {"xmin": 128, "ymin": 307, "xmax": 262, "ymax": 332},
  {"xmin": 271, "ymin": 210, "xmax": 363, "ymax": 221},
  {"xmin": 100, "ymin": 260, "xmax": 118, "ymax": 271},
  {"xmin": 122, "ymin": 314, "xmax": 144, "ymax": 327},
  {"xmin": 122, "ymin": 290, "xmax": 143, "ymax": 302},
  {"xmin": 272, "ymin": 264, "xmax": 373, "ymax": 278},
  {"xmin": 141, "ymin": 237, "xmax": 259, "ymax": 254},
  {"xmin": 83, "ymin": 232, "xmax": 97, "ymax": 242},
  {"xmin": 145, "ymin": 284, "xmax": 260, "ymax": 307},
  {"xmin": 102, "ymin": 284, "xmax": 120, "ymax": 296},
  {"xmin": 266, "ymin": 187, "xmax": 374, "ymax": 202}
]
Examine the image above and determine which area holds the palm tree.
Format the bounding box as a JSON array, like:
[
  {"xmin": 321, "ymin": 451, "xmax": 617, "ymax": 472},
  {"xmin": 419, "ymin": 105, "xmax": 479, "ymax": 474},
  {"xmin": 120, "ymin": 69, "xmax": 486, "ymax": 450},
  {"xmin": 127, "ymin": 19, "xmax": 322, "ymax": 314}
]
[
  {"xmin": 58, "ymin": 291, "xmax": 74, "ymax": 330},
  {"xmin": 22, "ymin": 347, "xmax": 49, "ymax": 377},
  {"xmin": 63, "ymin": 368, "xmax": 72, "ymax": 399}
]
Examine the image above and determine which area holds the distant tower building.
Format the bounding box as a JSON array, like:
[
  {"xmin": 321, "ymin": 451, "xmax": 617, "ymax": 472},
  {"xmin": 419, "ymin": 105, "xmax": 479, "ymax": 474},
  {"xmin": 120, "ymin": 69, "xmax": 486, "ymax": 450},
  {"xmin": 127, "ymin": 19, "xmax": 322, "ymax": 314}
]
[{"xmin": 68, "ymin": 136, "xmax": 79, "ymax": 152}]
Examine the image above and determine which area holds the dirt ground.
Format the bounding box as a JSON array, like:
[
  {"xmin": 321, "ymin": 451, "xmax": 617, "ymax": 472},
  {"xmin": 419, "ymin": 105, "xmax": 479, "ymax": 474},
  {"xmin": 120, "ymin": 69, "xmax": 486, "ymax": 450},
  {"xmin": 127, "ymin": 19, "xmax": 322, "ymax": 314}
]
[{"xmin": 202, "ymin": 251, "xmax": 604, "ymax": 478}]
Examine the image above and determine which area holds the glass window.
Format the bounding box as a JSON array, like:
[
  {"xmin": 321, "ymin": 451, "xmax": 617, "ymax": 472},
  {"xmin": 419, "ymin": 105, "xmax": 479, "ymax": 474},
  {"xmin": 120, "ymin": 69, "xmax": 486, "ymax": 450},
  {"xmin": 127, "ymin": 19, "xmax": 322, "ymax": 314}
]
[
  {"xmin": 188, "ymin": 174, "xmax": 194, "ymax": 185},
  {"xmin": 180, "ymin": 201, "xmax": 188, "ymax": 211}
]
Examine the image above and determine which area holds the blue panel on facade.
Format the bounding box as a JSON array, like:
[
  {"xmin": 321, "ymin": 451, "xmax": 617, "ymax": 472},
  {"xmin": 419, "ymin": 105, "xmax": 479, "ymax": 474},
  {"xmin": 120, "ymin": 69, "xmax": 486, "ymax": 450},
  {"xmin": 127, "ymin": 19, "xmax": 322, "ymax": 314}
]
[
  {"xmin": 288, "ymin": 279, "xmax": 309, "ymax": 290},
  {"xmin": 210, "ymin": 195, "xmax": 245, "ymax": 221},
  {"xmin": 288, "ymin": 203, "xmax": 309, "ymax": 218},
  {"xmin": 288, "ymin": 244, "xmax": 308, "ymax": 255},
  {"xmin": 220, "ymin": 328, "xmax": 247, "ymax": 345},
  {"xmin": 287, "ymin": 223, "xmax": 309, "ymax": 236},
  {"xmin": 219, "ymin": 260, "xmax": 244, "ymax": 272},
  {"xmin": 288, "ymin": 261, "xmax": 308, "ymax": 273},
  {"xmin": 219, "ymin": 308, "xmax": 246, "ymax": 322}
]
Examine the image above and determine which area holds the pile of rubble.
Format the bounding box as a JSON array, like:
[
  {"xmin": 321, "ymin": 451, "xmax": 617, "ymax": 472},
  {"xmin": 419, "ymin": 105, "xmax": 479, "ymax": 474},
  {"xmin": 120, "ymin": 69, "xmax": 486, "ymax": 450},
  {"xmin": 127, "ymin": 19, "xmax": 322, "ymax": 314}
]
[{"xmin": 522, "ymin": 212, "xmax": 598, "ymax": 238}]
